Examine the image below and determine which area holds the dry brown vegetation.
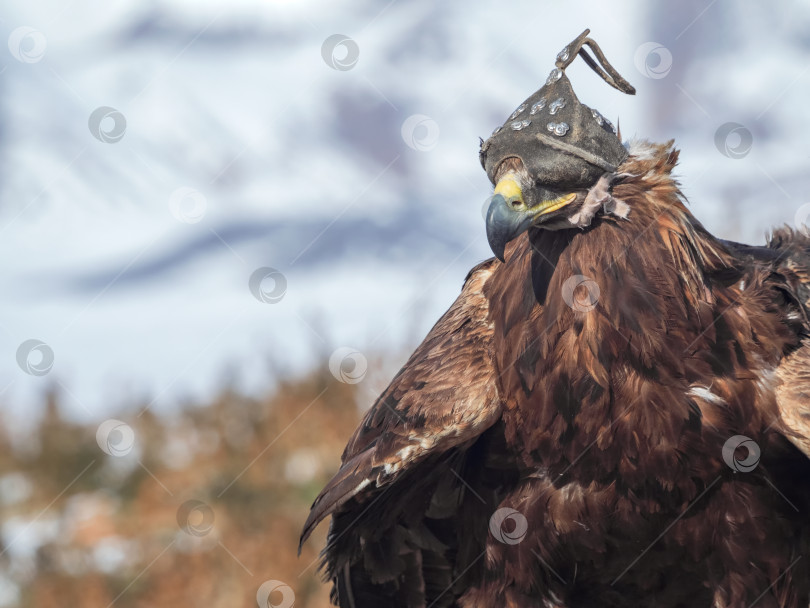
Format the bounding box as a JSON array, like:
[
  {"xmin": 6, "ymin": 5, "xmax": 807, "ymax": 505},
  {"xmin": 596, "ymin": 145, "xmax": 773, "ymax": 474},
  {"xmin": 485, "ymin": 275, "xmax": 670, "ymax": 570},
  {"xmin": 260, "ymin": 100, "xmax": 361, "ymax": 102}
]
[{"xmin": 0, "ymin": 362, "xmax": 377, "ymax": 608}]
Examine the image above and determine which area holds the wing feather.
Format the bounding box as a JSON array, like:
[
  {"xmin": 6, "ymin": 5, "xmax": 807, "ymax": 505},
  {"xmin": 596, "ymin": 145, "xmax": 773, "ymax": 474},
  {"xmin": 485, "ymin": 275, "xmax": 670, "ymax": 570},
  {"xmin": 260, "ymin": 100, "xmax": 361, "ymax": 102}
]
[{"xmin": 300, "ymin": 259, "xmax": 501, "ymax": 549}]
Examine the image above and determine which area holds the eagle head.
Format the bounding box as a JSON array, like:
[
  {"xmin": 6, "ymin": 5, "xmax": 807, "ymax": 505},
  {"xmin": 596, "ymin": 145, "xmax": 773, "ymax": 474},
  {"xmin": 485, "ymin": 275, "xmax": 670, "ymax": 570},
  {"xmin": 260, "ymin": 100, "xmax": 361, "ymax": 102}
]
[
  {"xmin": 485, "ymin": 154, "xmax": 632, "ymax": 261},
  {"xmin": 485, "ymin": 156, "xmax": 583, "ymax": 261},
  {"xmin": 479, "ymin": 29, "xmax": 636, "ymax": 262}
]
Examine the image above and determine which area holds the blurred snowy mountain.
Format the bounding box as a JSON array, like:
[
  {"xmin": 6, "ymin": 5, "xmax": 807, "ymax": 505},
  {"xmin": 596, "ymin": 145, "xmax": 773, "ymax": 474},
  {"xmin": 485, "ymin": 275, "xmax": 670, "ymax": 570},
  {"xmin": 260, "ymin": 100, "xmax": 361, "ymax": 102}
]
[{"xmin": 1, "ymin": 0, "xmax": 809, "ymax": 421}]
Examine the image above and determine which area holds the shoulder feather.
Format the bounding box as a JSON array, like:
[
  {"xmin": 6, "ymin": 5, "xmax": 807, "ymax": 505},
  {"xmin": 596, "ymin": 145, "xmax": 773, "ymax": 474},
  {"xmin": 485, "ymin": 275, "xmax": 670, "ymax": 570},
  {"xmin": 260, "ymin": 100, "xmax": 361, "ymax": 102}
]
[{"xmin": 299, "ymin": 259, "xmax": 501, "ymax": 549}]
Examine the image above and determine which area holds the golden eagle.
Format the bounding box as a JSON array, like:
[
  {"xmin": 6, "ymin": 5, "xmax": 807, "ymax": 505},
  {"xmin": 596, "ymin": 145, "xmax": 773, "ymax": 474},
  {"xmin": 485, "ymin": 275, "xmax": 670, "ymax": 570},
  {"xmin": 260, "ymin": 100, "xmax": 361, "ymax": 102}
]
[{"xmin": 300, "ymin": 30, "xmax": 810, "ymax": 607}]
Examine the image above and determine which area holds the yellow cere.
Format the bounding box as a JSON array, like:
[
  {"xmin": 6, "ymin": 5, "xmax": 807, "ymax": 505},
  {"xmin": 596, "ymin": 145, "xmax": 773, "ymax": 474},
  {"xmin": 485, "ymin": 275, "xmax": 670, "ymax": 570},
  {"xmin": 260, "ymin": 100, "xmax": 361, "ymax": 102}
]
[{"xmin": 493, "ymin": 175, "xmax": 524, "ymax": 203}]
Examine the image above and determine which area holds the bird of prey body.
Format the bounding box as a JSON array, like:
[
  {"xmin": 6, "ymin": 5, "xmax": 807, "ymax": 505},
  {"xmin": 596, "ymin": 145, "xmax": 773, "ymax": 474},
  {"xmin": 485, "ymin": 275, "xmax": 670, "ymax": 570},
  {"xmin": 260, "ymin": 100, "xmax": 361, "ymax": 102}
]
[{"xmin": 300, "ymin": 31, "xmax": 810, "ymax": 608}]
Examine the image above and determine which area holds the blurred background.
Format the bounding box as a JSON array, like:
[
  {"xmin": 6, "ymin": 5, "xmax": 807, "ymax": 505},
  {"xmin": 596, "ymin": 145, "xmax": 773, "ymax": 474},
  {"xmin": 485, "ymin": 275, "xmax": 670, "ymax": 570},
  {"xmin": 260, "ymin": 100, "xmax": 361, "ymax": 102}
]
[{"xmin": 1, "ymin": 0, "xmax": 809, "ymax": 606}]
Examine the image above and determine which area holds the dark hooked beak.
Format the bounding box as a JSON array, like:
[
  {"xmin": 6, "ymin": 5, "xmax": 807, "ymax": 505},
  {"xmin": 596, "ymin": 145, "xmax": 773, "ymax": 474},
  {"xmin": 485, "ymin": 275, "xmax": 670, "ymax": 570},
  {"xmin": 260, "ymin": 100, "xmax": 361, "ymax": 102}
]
[{"xmin": 485, "ymin": 193, "xmax": 535, "ymax": 262}]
